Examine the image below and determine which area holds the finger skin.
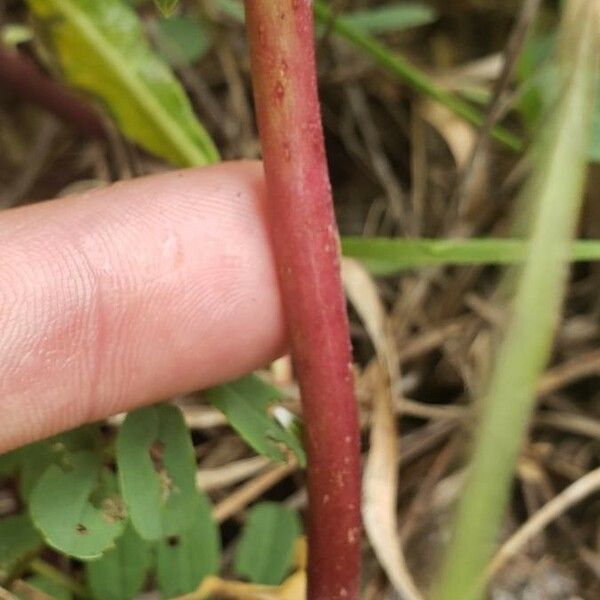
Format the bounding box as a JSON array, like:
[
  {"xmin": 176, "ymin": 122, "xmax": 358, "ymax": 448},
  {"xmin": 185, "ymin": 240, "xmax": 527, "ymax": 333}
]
[{"xmin": 0, "ymin": 162, "xmax": 285, "ymax": 453}]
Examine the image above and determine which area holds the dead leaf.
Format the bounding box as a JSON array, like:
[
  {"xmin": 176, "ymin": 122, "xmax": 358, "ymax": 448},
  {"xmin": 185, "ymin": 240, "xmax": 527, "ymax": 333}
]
[
  {"xmin": 177, "ymin": 572, "xmax": 306, "ymax": 600},
  {"xmin": 175, "ymin": 538, "xmax": 307, "ymax": 600},
  {"xmin": 363, "ymin": 366, "xmax": 424, "ymax": 600},
  {"xmin": 342, "ymin": 258, "xmax": 423, "ymax": 600},
  {"xmin": 418, "ymin": 100, "xmax": 477, "ymax": 169}
]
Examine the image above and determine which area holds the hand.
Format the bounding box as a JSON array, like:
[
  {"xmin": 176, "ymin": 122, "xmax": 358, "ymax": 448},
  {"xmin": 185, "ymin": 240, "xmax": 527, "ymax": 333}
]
[{"xmin": 0, "ymin": 161, "xmax": 285, "ymax": 454}]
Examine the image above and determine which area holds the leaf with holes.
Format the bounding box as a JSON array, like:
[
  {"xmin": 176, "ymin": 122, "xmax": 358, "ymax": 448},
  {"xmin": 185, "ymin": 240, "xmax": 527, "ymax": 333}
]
[
  {"xmin": 86, "ymin": 521, "xmax": 153, "ymax": 600},
  {"xmin": 116, "ymin": 404, "xmax": 199, "ymax": 541},
  {"xmin": 0, "ymin": 514, "xmax": 44, "ymax": 582},
  {"xmin": 206, "ymin": 375, "xmax": 306, "ymax": 467},
  {"xmin": 29, "ymin": 452, "xmax": 125, "ymax": 560},
  {"xmin": 27, "ymin": 0, "xmax": 218, "ymax": 166},
  {"xmin": 156, "ymin": 491, "xmax": 220, "ymax": 597},
  {"xmin": 234, "ymin": 502, "xmax": 301, "ymax": 586}
]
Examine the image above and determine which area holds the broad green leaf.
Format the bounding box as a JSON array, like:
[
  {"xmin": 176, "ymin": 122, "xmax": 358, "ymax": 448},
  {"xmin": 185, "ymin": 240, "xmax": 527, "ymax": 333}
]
[
  {"xmin": 342, "ymin": 3, "xmax": 437, "ymax": 34},
  {"xmin": 86, "ymin": 522, "xmax": 152, "ymax": 600},
  {"xmin": 30, "ymin": 452, "xmax": 125, "ymax": 560},
  {"xmin": 116, "ymin": 404, "xmax": 199, "ymax": 541},
  {"xmin": 20, "ymin": 576, "xmax": 72, "ymax": 600},
  {"xmin": 205, "ymin": 375, "xmax": 306, "ymax": 467},
  {"xmin": 154, "ymin": 15, "xmax": 212, "ymax": 67},
  {"xmin": 154, "ymin": 0, "xmax": 178, "ymax": 17},
  {"xmin": 27, "ymin": 0, "xmax": 219, "ymax": 166},
  {"xmin": 0, "ymin": 514, "xmax": 44, "ymax": 581},
  {"xmin": 156, "ymin": 492, "xmax": 220, "ymax": 598},
  {"xmin": 234, "ymin": 502, "xmax": 301, "ymax": 586},
  {"xmin": 341, "ymin": 237, "xmax": 600, "ymax": 275}
]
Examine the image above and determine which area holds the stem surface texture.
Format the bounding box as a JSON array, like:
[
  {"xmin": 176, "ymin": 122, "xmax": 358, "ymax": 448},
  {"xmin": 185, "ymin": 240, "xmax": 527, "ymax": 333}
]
[{"xmin": 244, "ymin": 2, "xmax": 362, "ymax": 599}]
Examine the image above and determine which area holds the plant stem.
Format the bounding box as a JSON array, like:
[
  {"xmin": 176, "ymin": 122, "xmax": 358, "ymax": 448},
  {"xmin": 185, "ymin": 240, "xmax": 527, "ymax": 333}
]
[
  {"xmin": 0, "ymin": 45, "xmax": 106, "ymax": 139},
  {"xmin": 243, "ymin": 3, "xmax": 362, "ymax": 599}
]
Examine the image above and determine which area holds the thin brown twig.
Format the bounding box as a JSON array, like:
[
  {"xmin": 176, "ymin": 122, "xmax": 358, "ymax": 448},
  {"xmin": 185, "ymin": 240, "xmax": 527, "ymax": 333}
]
[
  {"xmin": 537, "ymin": 348, "xmax": 600, "ymax": 396},
  {"xmin": 455, "ymin": 0, "xmax": 542, "ymax": 223},
  {"xmin": 486, "ymin": 466, "xmax": 600, "ymax": 580},
  {"xmin": 212, "ymin": 460, "xmax": 298, "ymax": 523}
]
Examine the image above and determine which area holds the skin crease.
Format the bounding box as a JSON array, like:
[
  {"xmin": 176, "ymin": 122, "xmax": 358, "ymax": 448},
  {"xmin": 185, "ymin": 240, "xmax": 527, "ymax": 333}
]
[{"xmin": 0, "ymin": 161, "xmax": 286, "ymax": 454}]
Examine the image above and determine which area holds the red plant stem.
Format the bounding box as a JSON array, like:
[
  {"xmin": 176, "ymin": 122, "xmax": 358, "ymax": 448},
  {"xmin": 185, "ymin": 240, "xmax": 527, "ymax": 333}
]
[
  {"xmin": 243, "ymin": 3, "xmax": 362, "ymax": 599},
  {"xmin": 0, "ymin": 46, "xmax": 106, "ymax": 139}
]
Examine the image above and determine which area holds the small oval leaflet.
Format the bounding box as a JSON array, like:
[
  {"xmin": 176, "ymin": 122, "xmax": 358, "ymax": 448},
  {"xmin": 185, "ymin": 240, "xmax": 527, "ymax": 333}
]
[
  {"xmin": 29, "ymin": 452, "xmax": 125, "ymax": 560},
  {"xmin": 86, "ymin": 521, "xmax": 153, "ymax": 600},
  {"xmin": 156, "ymin": 492, "xmax": 220, "ymax": 597},
  {"xmin": 116, "ymin": 404, "xmax": 201, "ymax": 541},
  {"xmin": 234, "ymin": 502, "xmax": 302, "ymax": 586}
]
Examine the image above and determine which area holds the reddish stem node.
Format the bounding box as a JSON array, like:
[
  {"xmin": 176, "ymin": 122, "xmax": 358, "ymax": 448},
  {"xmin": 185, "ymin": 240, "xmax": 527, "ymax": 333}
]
[
  {"xmin": 0, "ymin": 46, "xmax": 106, "ymax": 140},
  {"xmin": 243, "ymin": 2, "xmax": 362, "ymax": 599}
]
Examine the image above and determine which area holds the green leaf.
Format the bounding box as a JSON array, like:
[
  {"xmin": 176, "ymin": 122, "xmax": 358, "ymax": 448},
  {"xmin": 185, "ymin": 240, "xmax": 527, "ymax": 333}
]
[
  {"xmin": 341, "ymin": 237, "xmax": 600, "ymax": 275},
  {"xmin": 205, "ymin": 375, "xmax": 306, "ymax": 467},
  {"xmin": 342, "ymin": 3, "xmax": 437, "ymax": 34},
  {"xmin": 20, "ymin": 575, "xmax": 73, "ymax": 600},
  {"xmin": 13, "ymin": 426, "xmax": 101, "ymax": 501},
  {"xmin": 30, "ymin": 452, "xmax": 125, "ymax": 560},
  {"xmin": 156, "ymin": 492, "xmax": 220, "ymax": 597},
  {"xmin": 589, "ymin": 80, "xmax": 600, "ymax": 162},
  {"xmin": 19, "ymin": 443, "xmax": 56, "ymax": 502},
  {"xmin": 154, "ymin": 0, "xmax": 178, "ymax": 17},
  {"xmin": 116, "ymin": 404, "xmax": 199, "ymax": 541},
  {"xmin": 85, "ymin": 522, "xmax": 152, "ymax": 600},
  {"xmin": 234, "ymin": 502, "xmax": 301, "ymax": 586},
  {"xmin": 213, "ymin": 0, "xmax": 245, "ymax": 22},
  {"xmin": 154, "ymin": 15, "xmax": 212, "ymax": 67},
  {"xmin": 27, "ymin": 0, "xmax": 219, "ymax": 166},
  {"xmin": 517, "ymin": 29, "xmax": 600, "ymax": 163},
  {"xmin": 0, "ymin": 449, "xmax": 21, "ymax": 479},
  {"xmin": 0, "ymin": 514, "xmax": 44, "ymax": 581}
]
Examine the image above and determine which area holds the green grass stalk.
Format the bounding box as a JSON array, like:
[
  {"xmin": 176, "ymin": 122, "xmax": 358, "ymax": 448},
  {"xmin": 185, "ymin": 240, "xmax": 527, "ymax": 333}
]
[{"xmin": 433, "ymin": 2, "xmax": 599, "ymax": 598}]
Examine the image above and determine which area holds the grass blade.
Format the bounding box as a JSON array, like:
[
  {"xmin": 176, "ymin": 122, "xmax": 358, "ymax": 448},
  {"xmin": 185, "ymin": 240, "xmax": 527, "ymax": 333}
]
[
  {"xmin": 313, "ymin": 0, "xmax": 523, "ymax": 152},
  {"xmin": 433, "ymin": 2, "xmax": 599, "ymax": 598},
  {"xmin": 212, "ymin": 0, "xmax": 521, "ymax": 151},
  {"xmin": 340, "ymin": 3, "xmax": 437, "ymax": 34},
  {"xmin": 341, "ymin": 237, "xmax": 600, "ymax": 275}
]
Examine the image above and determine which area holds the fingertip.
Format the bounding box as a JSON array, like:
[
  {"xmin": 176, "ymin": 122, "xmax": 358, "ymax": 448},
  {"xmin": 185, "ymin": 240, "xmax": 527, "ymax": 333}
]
[{"xmin": 0, "ymin": 161, "xmax": 284, "ymax": 452}]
